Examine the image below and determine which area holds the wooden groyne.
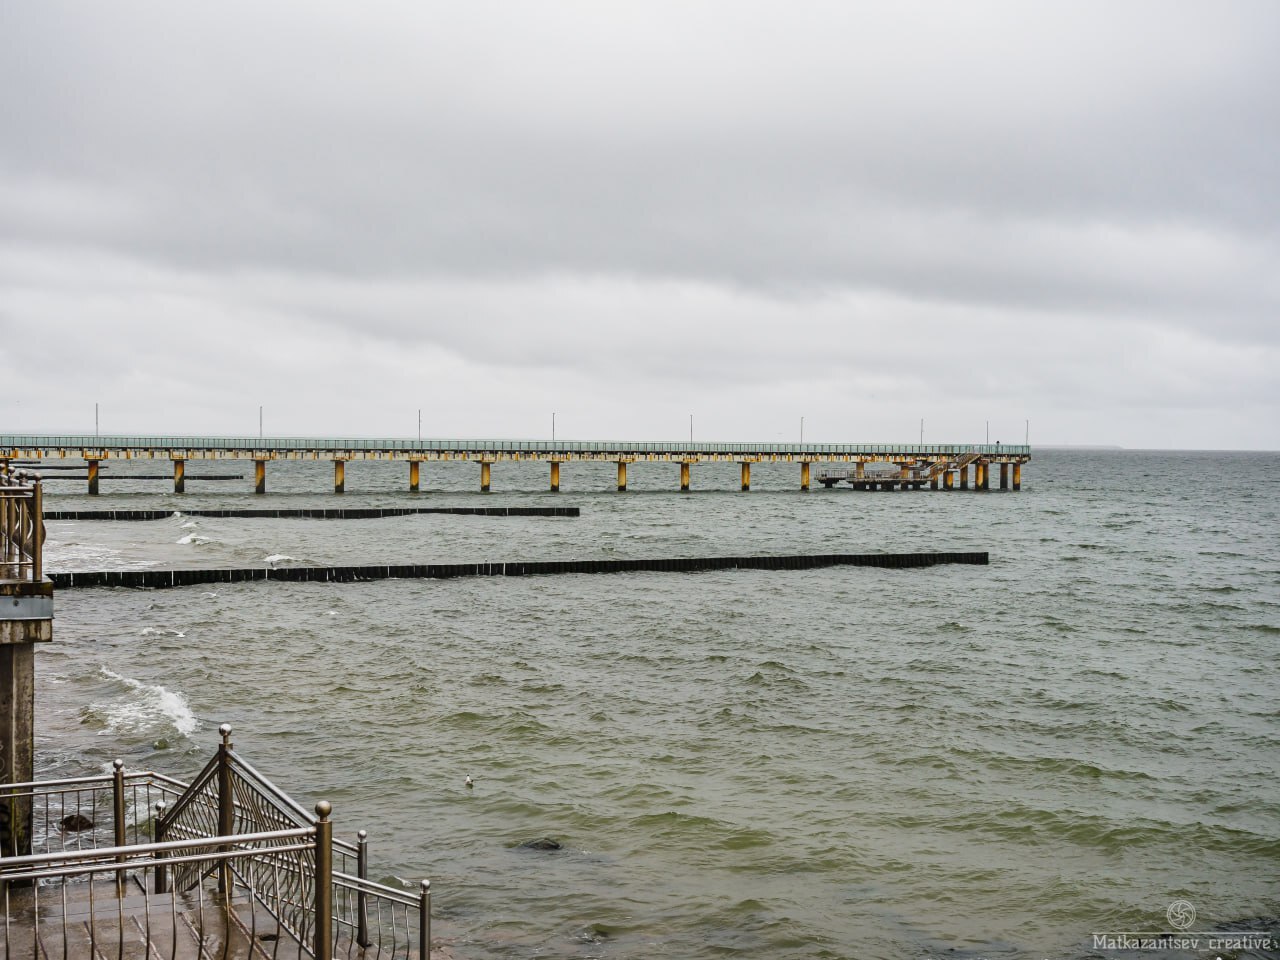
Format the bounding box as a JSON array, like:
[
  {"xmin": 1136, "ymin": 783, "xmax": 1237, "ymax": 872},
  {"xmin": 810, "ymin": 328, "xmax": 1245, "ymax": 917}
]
[
  {"xmin": 44, "ymin": 506, "xmax": 580, "ymax": 520},
  {"xmin": 49, "ymin": 551, "xmax": 988, "ymax": 589},
  {"xmin": 33, "ymin": 474, "xmax": 244, "ymax": 481}
]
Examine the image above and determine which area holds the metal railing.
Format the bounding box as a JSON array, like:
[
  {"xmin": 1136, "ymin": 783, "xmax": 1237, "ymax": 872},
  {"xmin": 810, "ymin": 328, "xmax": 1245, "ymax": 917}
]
[
  {"xmin": 0, "ymin": 763, "xmax": 186, "ymax": 860},
  {"xmin": 0, "ymin": 729, "xmax": 431, "ymax": 960},
  {"xmin": 929, "ymin": 450, "xmax": 983, "ymax": 478},
  {"xmin": 2, "ymin": 434, "xmax": 1031, "ymax": 458},
  {"xmin": 0, "ymin": 466, "xmax": 42, "ymax": 582}
]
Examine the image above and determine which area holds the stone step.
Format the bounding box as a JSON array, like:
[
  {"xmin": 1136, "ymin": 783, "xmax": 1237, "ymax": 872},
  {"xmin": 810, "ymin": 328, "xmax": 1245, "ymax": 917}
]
[{"xmin": 2, "ymin": 877, "xmax": 304, "ymax": 960}]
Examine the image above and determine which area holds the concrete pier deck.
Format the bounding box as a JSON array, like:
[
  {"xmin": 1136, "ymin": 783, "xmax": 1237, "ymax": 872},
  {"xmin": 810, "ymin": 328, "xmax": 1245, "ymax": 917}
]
[{"xmin": 2, "ymin": 435, "xmax": 1029, "ymax": 494}]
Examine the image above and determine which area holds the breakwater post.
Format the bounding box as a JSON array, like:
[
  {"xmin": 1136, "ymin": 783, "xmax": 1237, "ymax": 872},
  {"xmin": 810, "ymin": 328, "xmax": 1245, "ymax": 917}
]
[
  {"xmin": 50, "ymin": 551, "xmax": 989, "ymax": 590},
  {"xmin": 44, "ymin": 505, "xmax": 580, "ymax": 520}
]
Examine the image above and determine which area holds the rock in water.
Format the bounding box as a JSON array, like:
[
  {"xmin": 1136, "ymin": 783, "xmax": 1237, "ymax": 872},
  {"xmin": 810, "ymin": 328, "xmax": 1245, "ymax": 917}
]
[
  {"xmin": 517, "ymin": 837, "xmax": 562, "ymax": 851},
  {"xmin": 61, "ymin": 813, "xmax": 95, "ymax": 832}
]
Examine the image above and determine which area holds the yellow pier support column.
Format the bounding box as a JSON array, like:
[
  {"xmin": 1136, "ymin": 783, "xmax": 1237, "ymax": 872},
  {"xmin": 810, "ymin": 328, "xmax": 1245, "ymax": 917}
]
[
  {"xmin": 334, "ymin": 460, "xmax": 346, "ymax": 494},
  {"xmin": 617, "ymin": 461, "xmax": 628, "ymax": 492},
  {"xmin": 943, "ymin": 470, "xmax": 954, "ymax": 491},
  {"xmin": 959, "ymin": 465, "xmax": 969, "ymax": 490},
  {"xmin": 550, "ymin": 461, "xmax": 561, "ymax": 493},
  {"xmin": 480, "ymin": 461, "xmax": 491, "ymax": 493},
  {"xmin": 1000, "ymin": 463, "xmax": 1009, "ymax": 490},
  {"xmin": 974, "ymin": 461, "xmax": 985, "ymax": 491},
  {"xmin": 409, "ymin": 461, "xmax": 420, "ymax": 493},
  {"xmin": 740, "ymin": 462, "xmax": 751, "ymax": 492},
  {"xmin": 899, "ymin": 463, "xmax": 910, "ymax": 490},
  {"xmin": 1013, "ymin": 463, "xmax": 1022, "ymax": 491},
  {"xmin": 855, "ymin": 461, "xmax": 865, "ymax": 480},
  {"xmin": 87, "ymin": 460, "xmax": 100, "ymax": 496},
  {"xmin": 173, "ymin": 459, "xmax": 185, "ymax": 494},
  {"xmin": 680, "ymin": 461, "xmax": 691, "ymax": 492},
  {"xmin": 254, "ymin": 460, "xmax": 266, "ymax": 495},
  {"xmin": 800, "ymin": 461, "xmax": 810, "ymax": 492}
]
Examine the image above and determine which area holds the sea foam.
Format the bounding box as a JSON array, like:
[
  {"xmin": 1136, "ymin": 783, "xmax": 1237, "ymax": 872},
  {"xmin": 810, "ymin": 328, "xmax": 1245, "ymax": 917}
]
[{"xmin": 97, "ymin": 668, "xmax": 198, "ymax": 737}]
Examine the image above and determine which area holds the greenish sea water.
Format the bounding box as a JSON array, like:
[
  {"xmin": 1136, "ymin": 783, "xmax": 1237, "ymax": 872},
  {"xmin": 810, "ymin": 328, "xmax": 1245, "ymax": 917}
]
[{"xmin": 31, "ymin": 450, "xmax": 1280, "ymax": 959}]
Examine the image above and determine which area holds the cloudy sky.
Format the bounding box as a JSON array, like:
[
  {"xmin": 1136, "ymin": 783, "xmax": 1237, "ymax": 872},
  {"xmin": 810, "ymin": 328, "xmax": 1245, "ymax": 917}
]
[{"xmin": 2, "ymin": 2, "xmax": 1277, "ymax": 449}]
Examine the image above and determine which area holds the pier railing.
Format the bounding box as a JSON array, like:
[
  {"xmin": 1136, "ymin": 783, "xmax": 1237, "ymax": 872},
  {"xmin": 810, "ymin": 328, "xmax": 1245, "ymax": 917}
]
[
  {"xmin": 0, "ymin": 728, "xmax": 431, "ymax": 960},
  {"xmin": 2, "ymin": 433, "xmax": 1030, "ymax": 459},
  {"xmin": 0, "ymin": 466, "xmax": 42, "ymax": 582}
]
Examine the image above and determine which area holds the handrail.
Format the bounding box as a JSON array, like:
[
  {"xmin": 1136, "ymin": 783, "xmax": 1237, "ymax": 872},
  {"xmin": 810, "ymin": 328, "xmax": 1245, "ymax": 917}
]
[
  {"xmin": 1, "ymin": 728, "xmax": 433, "ymax": 960},
  {"xmin": 3, "ymin": 433, "xmax": 1032, "ymax": 458},
  {"xmin": 153, "ymin": 749, "xmax": 220, "ymax": 842},
  {"xmin": 332, "ymin": 871, "xmax": 420, "ymax": 907},
  {"xmin": 225, "ymin": 748, "xmax": 317, "ymax": 828},
  {"xmin": 0, "ymin": 464, "xmax": 42, "ymax": 581},
  {"xmin": 0, "ymin": 826, "xmax": 315, "ymax": 872}
]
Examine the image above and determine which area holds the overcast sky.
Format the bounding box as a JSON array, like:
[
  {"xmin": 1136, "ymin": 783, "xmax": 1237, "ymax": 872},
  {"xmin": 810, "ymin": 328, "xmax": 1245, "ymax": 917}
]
[{"xmin": 2, "ymin": 2, "xmax": 1277, "ymax": 449}]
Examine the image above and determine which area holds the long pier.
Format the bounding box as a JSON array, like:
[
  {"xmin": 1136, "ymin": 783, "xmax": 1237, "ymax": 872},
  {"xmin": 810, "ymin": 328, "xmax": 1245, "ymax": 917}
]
[{"xmin": 2, "ymin": 435, "xmax": 1029, "ymax": 494}]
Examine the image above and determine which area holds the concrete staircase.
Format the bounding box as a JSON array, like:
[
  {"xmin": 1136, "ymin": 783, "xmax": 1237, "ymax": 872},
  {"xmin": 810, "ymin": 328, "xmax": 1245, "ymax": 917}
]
[{"xmin": 3, "ymin": 875, "xmax": 306, "ymax": 960}]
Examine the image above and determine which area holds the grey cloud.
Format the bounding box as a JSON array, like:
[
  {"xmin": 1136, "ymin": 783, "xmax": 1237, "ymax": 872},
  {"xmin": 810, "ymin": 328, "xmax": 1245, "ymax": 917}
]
[{"xmin": 1, "ymin": 1, "xmax": 1278, "ymax": 447}]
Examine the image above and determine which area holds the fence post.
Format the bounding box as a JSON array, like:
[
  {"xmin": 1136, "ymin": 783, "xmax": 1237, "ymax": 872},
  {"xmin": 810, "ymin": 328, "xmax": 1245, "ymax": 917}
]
[
  {"xmin": 31, "ymin": 480, "xmax": 43, "ymax": 581},
  {"xmin": 112, "ymin": 759, "xmax": 126, "ymax": 897},
  {"xmin": 419, "ymin": 880, "xmax": 431, "ymax": 960},
  {"xmin": 356, "ymin": 830, "xmax": 370, "ymax": 948},
  {"xmin": 217, "ymin": 724, "xmax": 234, "ymax": 894},
  {"xmin": 153, "ymin": 802, "xmax": 168, "ymax": 894},
  {"xmin": 314, "ymin": 801, "xmax": 333, "ymax": 960}
]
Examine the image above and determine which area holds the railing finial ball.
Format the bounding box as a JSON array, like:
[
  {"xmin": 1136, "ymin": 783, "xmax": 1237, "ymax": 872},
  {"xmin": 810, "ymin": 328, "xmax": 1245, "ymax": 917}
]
[
  {"xmin": 113, "ymin": 758, "xmax": 124, "ymax": 771},
  {"xmin": 315, "ymin": 799, "xmax": 332, "ymax": 820},
  {"xmin": 357, "ymin": 829, "xmax": 367, "ymax": 841},
  {"xmin": 219, "ymin": 722, "xmax": 232, "ymax": 736},
  {"xmin": 421, "ymin": 879, "xmax": 430, "ymax": 893}
]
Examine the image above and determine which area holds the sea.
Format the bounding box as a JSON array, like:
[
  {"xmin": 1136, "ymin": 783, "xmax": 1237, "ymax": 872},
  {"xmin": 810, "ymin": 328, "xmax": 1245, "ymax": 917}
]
[{"xmin": 28, "ymin": 449, "xmax": 1280, "ymax": 960}]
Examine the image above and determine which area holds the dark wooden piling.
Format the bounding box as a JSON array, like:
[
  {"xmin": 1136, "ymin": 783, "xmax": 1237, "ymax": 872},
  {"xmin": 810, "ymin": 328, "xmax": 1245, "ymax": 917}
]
[{"xmin": 50, "ymin": 552, "xmax": 988, "ymax": 590}]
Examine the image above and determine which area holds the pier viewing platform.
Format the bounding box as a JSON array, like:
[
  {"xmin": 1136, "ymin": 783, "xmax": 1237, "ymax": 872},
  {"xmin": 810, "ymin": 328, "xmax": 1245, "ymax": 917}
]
[{"xmin": 1, "ymin": 435, "xmax": 1029, "ymax": 494}]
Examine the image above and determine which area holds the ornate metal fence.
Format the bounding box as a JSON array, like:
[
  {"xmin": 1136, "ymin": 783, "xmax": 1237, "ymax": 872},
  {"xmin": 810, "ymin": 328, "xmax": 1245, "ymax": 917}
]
[
  {"xmin": 0, "ymin": 466, "xmax": 42, "ymax": 583},
  {"xmin": 0, "ymin": 729, "xmax": 431, "ymax": 960}
]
